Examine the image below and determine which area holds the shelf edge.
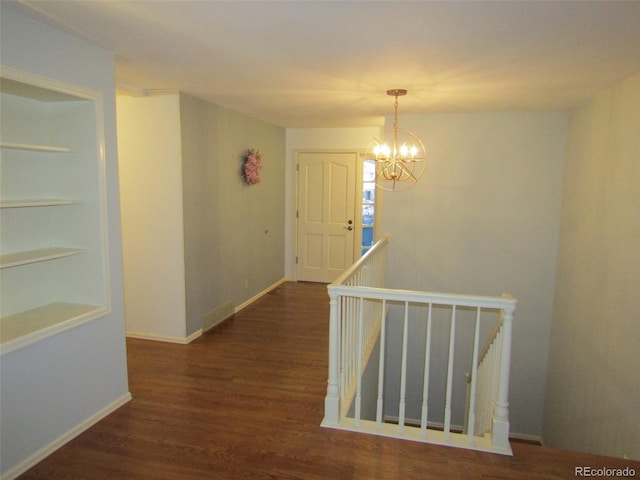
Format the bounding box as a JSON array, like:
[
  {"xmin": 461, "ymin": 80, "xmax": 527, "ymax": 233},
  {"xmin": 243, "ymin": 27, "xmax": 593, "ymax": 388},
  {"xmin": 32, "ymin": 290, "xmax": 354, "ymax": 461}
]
[
  {"xmin": 0, "ymin": 247, "xmax": 83, "ymax": 269},
  {"xmin": 0, "ymin": 304, "xmax": 109, "ymax": 355},
  {"xmin": 0, "ymin": 141, "xmax": 71, "ymax": 153},
  {"xmin": 0, "ymin": 199, "xmax": 77, "ymax": 208}
]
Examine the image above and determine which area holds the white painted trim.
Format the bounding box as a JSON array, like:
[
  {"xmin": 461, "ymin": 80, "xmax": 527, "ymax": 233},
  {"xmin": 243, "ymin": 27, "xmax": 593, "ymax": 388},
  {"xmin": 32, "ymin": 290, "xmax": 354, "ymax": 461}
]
[
  {"xmin": 203, "ymin": 314, "xmax": 231, "ymax": 333},
  {"xmin": 1, "ymin": 392, "xmax": 132, "ymax": 480},
  {"xmin": 125, "ymin": 278, "xmax": 288, "ymax": 344},
  {"xmin": 0, "ymin": 67, "xmax": 112, "ymax": 356},
  {"xmin": 203, "ymin": 300, "xmax": 234, "ymax": 332},
  {"xmin": 322, "ymin": 416, "xmax": 512, "ymax": 456},
  {"xmin": 234, "ymin": 278, "xmax": 287, "ymax": 313},
  {"xmin": 510, "ymin": 432, "xmax": 544, "ymax": 445},
  {"xmin": 184, "ymin": 329, "xmax": 203, "ymax": 343},
  {"xmin": 0, "ymin": 305, "xmax": 109, "ymax": 356},
  {"xmin": 126, "ymin": 329, "xmax": 202, "ymax": 344},
  {"xmin": 0, "ymin": 65, "xmax": 102, "ymax": 100}
]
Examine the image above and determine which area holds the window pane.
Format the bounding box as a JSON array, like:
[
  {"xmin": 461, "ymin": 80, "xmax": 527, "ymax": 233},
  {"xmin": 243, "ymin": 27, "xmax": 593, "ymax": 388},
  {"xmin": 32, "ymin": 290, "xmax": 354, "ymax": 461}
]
[
  {"xmin": 362, "ymin": 205, "xmax": 374, "ymax": 226},
  {"xmin": 363, "ymin": 183, "xmax": 375, "ymax": 203},
  {"xmin": 362, "ymin": 160, "xmax": 376, "ymax": 258},
  {"xmin": 362, "ymin": 227, "xmax": 374, "ymax": 247},
  {"xmin": 363, "ymin": 160, "xmax": 376, "ymax": 182}
]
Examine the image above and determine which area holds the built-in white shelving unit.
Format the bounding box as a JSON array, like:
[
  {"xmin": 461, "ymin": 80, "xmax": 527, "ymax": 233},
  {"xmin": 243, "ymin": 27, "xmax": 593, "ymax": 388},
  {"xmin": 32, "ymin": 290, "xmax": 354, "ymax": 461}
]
[{"xmin": 0, "ymin": 67, "xmax": 109, "ymax": 354}]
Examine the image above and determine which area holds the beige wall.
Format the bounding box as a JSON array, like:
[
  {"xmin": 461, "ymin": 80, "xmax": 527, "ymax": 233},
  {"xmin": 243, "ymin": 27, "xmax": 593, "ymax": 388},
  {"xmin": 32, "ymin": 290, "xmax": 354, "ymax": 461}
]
[
  {"xmin": 544, "ymin": 73, "xmax": 640, "ymax": 460},
  {"xmin": 118, "ymin": 93, "xmax": 286, "ymax": 341},
  {"xmin": 1, "ymin": 8, "xmax": 130, "ymax": 475},
  {"xmin": 380, "ymin": 112, "xmax": 568, "ymax": 436},
  {"xmin": 180, "ymin": 93, "xmax": 286, "ymax": 336},
  {"xmin": 117, "ymin": 94, "xmax": 188, "ymax": 339}
]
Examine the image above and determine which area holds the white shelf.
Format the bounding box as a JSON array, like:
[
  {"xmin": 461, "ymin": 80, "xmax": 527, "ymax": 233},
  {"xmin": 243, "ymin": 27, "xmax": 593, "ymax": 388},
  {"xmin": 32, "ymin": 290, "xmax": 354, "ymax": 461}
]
[
  {"xmin": 0, "ymin": 302, "xmax": 106, "ymax": 354},
  {"xmin": 0, "ymin": 75, "xmax": 85, "ymax": 102},
  {"xmin": 1, "ymin": 68, "xmax": 108, "ymax": 357},
  {"xmin": 0, "ymin": 141, "xmax": 71, "ymax": 153},
  {"xmin": 0, "ymin": 247, "xmax": 82, "ymax": 269},
  {"xmin": 0, "ymin": 199, "xmax": 76, "ymax": 208}
]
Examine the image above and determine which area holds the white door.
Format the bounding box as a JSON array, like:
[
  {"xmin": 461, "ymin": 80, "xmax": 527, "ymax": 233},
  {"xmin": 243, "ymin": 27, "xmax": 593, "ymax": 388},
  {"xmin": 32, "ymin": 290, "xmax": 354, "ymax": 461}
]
[{"xmin": 297, "ymin": 151, "xmax": 357, "ymax": 283}]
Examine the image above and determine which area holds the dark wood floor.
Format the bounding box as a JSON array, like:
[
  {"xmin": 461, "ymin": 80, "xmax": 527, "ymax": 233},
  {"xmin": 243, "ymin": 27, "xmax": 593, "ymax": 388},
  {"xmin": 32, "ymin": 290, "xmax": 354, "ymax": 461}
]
[{"xmin": 21, "ymin": 281, "xmax": 638, "ymax": 479}]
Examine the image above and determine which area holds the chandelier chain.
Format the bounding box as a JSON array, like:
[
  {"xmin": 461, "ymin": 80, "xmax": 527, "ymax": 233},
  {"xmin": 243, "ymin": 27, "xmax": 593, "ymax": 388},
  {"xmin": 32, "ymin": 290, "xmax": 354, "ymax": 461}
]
[{"xmin": 393, "ymin": 94, "xmax": 399, "ymax": 131}]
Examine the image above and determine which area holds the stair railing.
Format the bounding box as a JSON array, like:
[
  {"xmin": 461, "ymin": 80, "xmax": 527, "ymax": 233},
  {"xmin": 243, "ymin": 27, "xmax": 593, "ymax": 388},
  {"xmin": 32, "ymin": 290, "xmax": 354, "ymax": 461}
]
[
  {"xmin": 325, "ymin": 236, "xmax": 388, "ymax": 422},
  {"xmin": 322, "ymin": 236, "xmax": 517, "ymax": 455}
]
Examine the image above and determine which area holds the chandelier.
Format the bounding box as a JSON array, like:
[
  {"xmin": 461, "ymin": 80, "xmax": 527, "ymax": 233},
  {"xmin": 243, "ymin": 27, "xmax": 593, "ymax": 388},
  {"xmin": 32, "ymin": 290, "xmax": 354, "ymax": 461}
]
[{"xmin": 365, "ymin": 89, "xmax": 426, "ymax": 191}]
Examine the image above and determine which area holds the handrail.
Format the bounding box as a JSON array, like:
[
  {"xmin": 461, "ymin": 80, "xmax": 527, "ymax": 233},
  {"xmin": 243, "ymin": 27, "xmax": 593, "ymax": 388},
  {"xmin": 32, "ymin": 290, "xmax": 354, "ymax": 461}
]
[
  {"xmin": 329, "ymin": 285, "xmax": 516, "ymax": 311},
  {"xmin": 330, "ymin": 236, "xmax": 389, "ymax": 287},
  {"xmin": 478, "ymin": 293, "xmax": 514, "ymax": 362}
]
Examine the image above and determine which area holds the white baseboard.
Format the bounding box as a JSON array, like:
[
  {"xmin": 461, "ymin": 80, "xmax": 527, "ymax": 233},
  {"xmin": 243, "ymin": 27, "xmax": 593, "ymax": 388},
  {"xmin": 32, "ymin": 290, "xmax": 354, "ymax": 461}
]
[
  {"xmin": 203, "ymin": 300, "xmax": 235, "ymax": 332},
  {"xmin": 509, "ymin": 432, "xmax": 544, "ymax": 445},
  {"xmin": 1, "ymin": 392, "xmax": 132, "ymax": 480},
  {"xmin": 125, "ymin": 278, "xmax": 288, "ymax": 343},
  {"xmin": 234, "ymin": 277, "xmax": 287, "ymax": 313},
  {"xmin": 126, "ymin": 328, "xmax": 202, "ymax": 344}
]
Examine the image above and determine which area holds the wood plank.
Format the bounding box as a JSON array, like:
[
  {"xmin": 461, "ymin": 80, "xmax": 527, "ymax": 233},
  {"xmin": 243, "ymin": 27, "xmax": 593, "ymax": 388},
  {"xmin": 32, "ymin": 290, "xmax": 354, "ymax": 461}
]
[{"xmin": 18, "ymin": 282, "xmax": 640, "ymax": 479}]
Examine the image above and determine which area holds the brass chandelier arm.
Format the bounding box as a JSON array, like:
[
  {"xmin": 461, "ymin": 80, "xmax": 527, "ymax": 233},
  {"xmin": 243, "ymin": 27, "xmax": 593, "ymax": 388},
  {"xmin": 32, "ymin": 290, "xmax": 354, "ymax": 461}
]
[{"xmin": 377, "ymin": 159, "xmax": 419, "ymax": 182}]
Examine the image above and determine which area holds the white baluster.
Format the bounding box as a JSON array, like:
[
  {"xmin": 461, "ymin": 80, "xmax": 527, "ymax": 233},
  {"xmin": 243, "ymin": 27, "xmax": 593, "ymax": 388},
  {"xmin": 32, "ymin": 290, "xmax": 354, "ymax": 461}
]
[
  {"xmin": 398, "ymin": 301, "xmax": 409, "ymax": 434},
  {"xmin": 324, "ymin": 288, "xmax": 341, "ymax": 425},
  {"xmin": 444, "ymin": 305, "xmax": 456, "ymax": 440},
  {"xmin": 355, "ymin": 297, "xmax": 364, "ymax": 427},
  {"xmin": 353, "ymin": 296, "xmax": 359, "ymax": 383},
  {"xmin": 340, "ymin": 296, "xmax": 347, "ymax": 398},
  {"xmin": 492, "ymin": 329, "xmax": 502, "ymax": 419},
  {"xmin": 376, "ymin": 299, "xmax": 387, "ymax": 431},
  {"xmin": 420, "ymin": 303, "xmax": 433, "ymax": 438},
  {"xmin": 348, "ymin": 296, "xmax": 355, "ymax": 397},
  {"xmin": 481, "ymin": 342, "xmax": 489, "ymax": 434},
  {"xmin": 484, "ymin": 335, "xmax": 495, "ymax": 434},
  {"xmin": 492, "ymin": 305, "xmax": 514, "ymax": 452},
  {"xmin": 466, "ymin": 307, "xmax": 481, "ymax": 444}
]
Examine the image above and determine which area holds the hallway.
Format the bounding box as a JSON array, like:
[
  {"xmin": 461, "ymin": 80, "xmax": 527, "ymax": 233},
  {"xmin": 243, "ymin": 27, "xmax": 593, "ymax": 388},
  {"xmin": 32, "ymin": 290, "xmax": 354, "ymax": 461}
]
[{"xmin": 20, "ymin": 282, "xmax": 639, "ymax": 479}]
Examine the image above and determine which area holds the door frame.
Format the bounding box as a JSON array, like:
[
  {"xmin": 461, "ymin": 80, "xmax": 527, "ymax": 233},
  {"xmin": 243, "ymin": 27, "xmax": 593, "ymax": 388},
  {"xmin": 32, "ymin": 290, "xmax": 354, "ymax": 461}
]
[{"xmin": 293, "ymin": 149, "xmax": 367, "ymax": 282}]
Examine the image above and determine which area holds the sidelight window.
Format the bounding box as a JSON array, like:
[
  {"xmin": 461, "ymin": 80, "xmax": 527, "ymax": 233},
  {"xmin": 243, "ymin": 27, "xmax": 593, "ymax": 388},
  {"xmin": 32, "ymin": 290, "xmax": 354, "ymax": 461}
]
[{"xmin": 361, "ymin": 160, "xmax": 376, "ymax": 255}]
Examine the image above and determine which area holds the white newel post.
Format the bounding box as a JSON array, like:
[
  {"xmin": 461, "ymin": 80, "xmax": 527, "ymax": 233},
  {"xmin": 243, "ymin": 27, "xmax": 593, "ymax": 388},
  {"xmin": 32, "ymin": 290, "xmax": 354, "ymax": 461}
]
[
  {"xmin": 492, "ymin": 301, "xmax": 514, "ymax": 453},
  {"xmin": 324, "ymin": 287, "xmax": 341, "ymax": 425}
]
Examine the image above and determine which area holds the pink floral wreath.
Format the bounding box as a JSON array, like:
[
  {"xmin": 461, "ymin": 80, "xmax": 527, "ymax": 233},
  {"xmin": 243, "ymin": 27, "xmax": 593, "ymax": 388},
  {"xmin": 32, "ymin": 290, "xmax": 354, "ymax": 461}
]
[{"xmin": 243, "ymin": 149, "xmax": 262, "ymax": 185}]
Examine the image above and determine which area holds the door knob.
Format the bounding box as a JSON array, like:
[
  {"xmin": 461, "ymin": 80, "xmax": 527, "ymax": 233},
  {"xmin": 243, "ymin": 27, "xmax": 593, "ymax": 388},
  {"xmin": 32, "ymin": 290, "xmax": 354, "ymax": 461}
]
[{"xmin": 344, "ymin": 225, "xmax": 353, "ymax": 231}]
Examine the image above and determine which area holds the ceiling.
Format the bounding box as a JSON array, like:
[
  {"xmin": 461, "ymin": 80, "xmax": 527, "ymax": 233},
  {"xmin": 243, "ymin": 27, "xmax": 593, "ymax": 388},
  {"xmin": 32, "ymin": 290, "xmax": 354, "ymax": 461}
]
[{"xmin": 6, "ymin": 0, "xmax": 640, "ymax": 128}]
